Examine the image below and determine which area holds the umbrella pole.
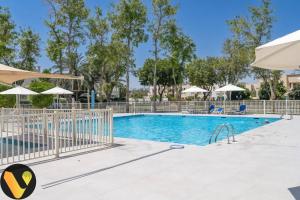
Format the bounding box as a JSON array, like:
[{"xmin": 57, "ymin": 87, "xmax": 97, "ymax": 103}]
[{"xmin": 224, "ymin": 92, "xmax": 226, "ymax": 114}]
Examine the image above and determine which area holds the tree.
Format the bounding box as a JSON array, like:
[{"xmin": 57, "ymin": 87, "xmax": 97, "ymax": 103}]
[
  {"xmin": 83, "ymin": 7, "xmax": 127, "ymax": 101},
  {"xmin": 16, "ymin": 28, "xmax": 40, "ymax": 71},
  {"xmin": 29, "ymin": 80, "xmax": 55, "ymax": 108},
  {"xmin": 222, "ymin": 39, "xmax": 249, "ymax": 84},
  {"xmin": 0, "ymin": 85, "xmax": 15, "ymax": 107},
  {"xmin": 0, "ymin": 6, "xmax": 17, "ymax": 65},
  {"xmin": 162, "ymin": 22, "xmax": 196, "ymax": 101},
  {"xmin": 130, "ymin": 88, "xmax": 148, "ymax": 100},
  {"xmin": 138, "ymin": 58, "xmax": 176, "ymax": 101},
  {"xmin": 226, "ymin": 0, "xmax": 280, "ymax": 99},
  {"xmin": 186, "ymin": 57, "xmax": 220, "ymax": 100},
  {"xmin": 289, "ymin": 84, "xmax": 300, "ymax": 100},
  {"xmin": 230, "ymin": 84, "xmax": 251, "ymax": 100},
  {"xmin": 101, "ymin": 41, "xmax": 127, "ymax": 101},
  {"xmin": 109, "ymin": 0, "xmax": 148, "ymax": 110},
  {"xmin": 149, "ymin": 0, "xmax": 177, "ymax": 110},
  {"xmin": 259, "ymin": 80, "xmax": 286, "ymax": 100},
  {"xmin": 45, "ymin": 0, "xmax": 89, "ymax": 92},
  {"xmin": 83, "ymin": 7, "xmax": 110, "ymax": 93}
]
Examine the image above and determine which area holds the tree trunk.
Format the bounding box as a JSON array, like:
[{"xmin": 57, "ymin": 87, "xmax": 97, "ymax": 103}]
[
  {"xmin": 125, "ymin": 40, "xmax": 131, "ymax": 113},
  {"xmin": 158, "ymin": 85, "xmax": 166, "ymax": 102},
  {"xmin": 153, "ymin": 39, "xmax": 158, "ymax": 112},
  {"xmin": 268, "ymin": 80, "xmax": 276, "ymax": 100}
]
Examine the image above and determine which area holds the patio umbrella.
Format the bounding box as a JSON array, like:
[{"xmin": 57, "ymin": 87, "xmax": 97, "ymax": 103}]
[
  {"xmin": 215, "ymin": 84, "xmax": 245, "ymax": 112},
  {"xmin": 0, "ymin": 86, "xmax": 38, "ymax": 108},
  {"xmin": 182, "ymin": 86, "xmax": 208, "ymax": 93},
  {"xmin": 0, "ymin": 63, "xmax": 83, "ymax": 85},
  {"xmin": 215, "ymin": 84, "xmax": 245, "ymax": 93},
  {"xmin": 182, "ymin": 86, "xmax": 208, "ymax": 100},
  {"xmin": 251, "ymin": 30, "xmax": 300, "ymax": 70},
  {"xmin": 251, "ymin": 30, "xmax": 300, "ymax": 116},
  {"xmin": 41, "ymin": 86, "xmax": 73, "ymax": 109}
]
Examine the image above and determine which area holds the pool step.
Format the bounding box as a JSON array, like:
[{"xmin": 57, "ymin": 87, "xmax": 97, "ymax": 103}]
[{"xmin": 209, "ymin": 123, "xmax": 237, "ymax": 144}]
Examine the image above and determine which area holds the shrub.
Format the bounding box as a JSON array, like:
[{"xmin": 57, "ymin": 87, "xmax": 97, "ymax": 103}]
[
  {"xmin": 231, "ymin": 84, "xmax": 251, "ymax": 100},
  {"xmin": 0, "ymin": 85, "xmax": 16, "ymax": 108},
  {"xmin": 29, "ymin": 81, "xmax": 54, "ymax": 108}
]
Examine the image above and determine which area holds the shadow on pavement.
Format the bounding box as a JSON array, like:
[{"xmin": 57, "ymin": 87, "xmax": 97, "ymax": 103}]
[{"xmin": 41, "ymin": 147, "xmax": 180, "ymax": 189}]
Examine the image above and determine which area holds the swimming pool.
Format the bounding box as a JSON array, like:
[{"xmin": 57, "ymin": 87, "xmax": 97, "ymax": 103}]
[{"xmin": 114, "ymin": 115, "xmax": 280, "ymax": 146}]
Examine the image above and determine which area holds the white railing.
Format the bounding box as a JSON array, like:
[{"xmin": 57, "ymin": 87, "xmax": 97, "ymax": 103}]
[
  {"xmin": 0, "ymin": 108, "xmax": 113, "ymax": 166},
  {"xmin": 4, "ymin": 100, "xmax": 300, "ymax": 114},
  {"xmin": 37, "ymin": 100, "xmax": 300, "ymax": 115}
]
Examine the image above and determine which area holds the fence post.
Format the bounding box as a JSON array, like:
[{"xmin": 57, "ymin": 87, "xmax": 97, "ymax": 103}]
[
  {"xmin": 285, "ymin": 97, "xmax": 288, "ymax": 115},
  {"xmin": 263, "ymin": 100, "xmax": 266, "ymax": 115},
  {"xmin": 43, "ymin": 108, "xmax": 47, "ymax": 142},
  {"xmin": 109, "ymin": 108, "xmax": 113, "ymax": 144},
  {"xmin": 1, "ymin": 107, "xmax": 3, "ymax": 131},
  {"xmin": 133, "ymin": 102, "xmax": 136, "ymax": 114},
  {"xmin": 54, "ymin": 111, "xmax": 59, "ymax": 158}
]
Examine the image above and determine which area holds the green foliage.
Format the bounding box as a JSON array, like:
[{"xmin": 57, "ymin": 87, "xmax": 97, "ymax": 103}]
[
  {"xmin": 259, "ymin": 81, "xmax": 286, "ymax": 100},
  {"xmin": 138, "ymin": 58, "xmax": 176, "ymax": 101},
  {"xmin": 138, "ymin": 58, "xmax": 175, "ymax": 86},
  {"xmin": 289, "ymin": 84, "xmax": 300, "ymax": 100},
  {"xmin": 109, "ymin": 0, "xmax": 148, "ymax": 104},
  {"xmin": 226, "ymin": 0, "xmax": 280, "ymax": 99},
  {"xmin": 0, "ymin": 85, "xmax": 16, "ymax": 107},
  {"xmin": 187, "ymin": 57, "xmax": 221, "ymax": 99},
  {"xmin": 162, "ymin": 22, "xmax": 196, "ymax": 97},
  {"xmin": 149, "ymin": 0, "xmax": 177, "ymax": 104},
  {"xmin": 83, "ymin": 7, "xmax": 127, "ymax": 101},
  {"xmin": 162, "ymin": 22, "xmax": 196, "ymax": 67},
  {"xmin": 29, "ymin": 81, "xmax": 55, "ymax": 108},
  {"xmin": 231, "ymin": 84, "xmax": 251, "ymax": 100},
  {"xmin": 130, "ymin": 89, "xmax": 148, "ymax": 100},
  {"xmin": 222, "ymin": 39, "xmax": 249, "ymax": 84},
  {"xmin": 0, "ymin": 6, "xmax": 17, "ymax": 65},
  {"xmin": 45, "ymin": 0, "xmax": 89, "ymax": 75},
  {"xmin": 109, "ymin": 0, "xmax": 148, "ymax": 48},
  {"xmin": 187, "ymin": 58, "xmax": 251, "ymax": 100},
  {"xmin": 16, "ymin": 28, "xmax": 40, "ymax": 71}
]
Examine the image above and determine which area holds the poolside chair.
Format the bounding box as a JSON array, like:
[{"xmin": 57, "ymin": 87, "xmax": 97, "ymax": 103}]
[
  {"xmin": 208, "ymin": 104, "xmax": 215, "ymax": 113},
  {"xmin": 215, "ymin": 107, "xmax": 224, "ymax": 114},
  {"xmin": 235, "ymin": 104, "xmax": 246, "ymax": 114}
]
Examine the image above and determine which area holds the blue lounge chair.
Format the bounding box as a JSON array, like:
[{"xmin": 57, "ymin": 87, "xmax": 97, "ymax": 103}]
[
  {"xmin": 215, "ymin": 107, "xmax": 224, "ymax": 114},
  {"xmin": 208, "ymin": 104, "xmax": 215, "ymax": 113},
  {"xmin": 236, "ymin": 104, "xmax": 246, "ymax": 114}
]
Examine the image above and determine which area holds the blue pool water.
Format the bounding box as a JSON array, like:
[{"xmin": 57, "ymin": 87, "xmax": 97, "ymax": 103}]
[{"xmin": 114, "ymin": 115, "xmax": 280, "ymax": 146}]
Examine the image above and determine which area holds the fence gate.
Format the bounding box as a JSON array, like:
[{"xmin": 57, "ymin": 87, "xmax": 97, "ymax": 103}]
[{"xmin": 0, "ymin": 109, "xmax": 113, "ymax": 166}]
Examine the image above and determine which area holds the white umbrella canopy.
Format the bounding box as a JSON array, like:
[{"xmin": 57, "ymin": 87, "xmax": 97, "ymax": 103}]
[
  {"xmin": 182, "ymin": 86, "xmax": 208, "ymax": 93},
  {"xmin": 251, "ymin": 30, "xmax": 300, "ymax": 70},
  {"xmin": 0, "ymin": 86, "xmax": 38, "ymax": 95},
  {"xmin": 41, "ymin": 86, "xmax": 73, "ymax": 109},
  {"xmin": 41, "ymin": 86, "xmax": 73, "ymax": 95},
  {"xmin": 215, "ymin": 84, "xmax": 245, "ymax": 92},
  {"xmin": 0, "ymin": 86, "xmax": 38, "ymax": 108}
]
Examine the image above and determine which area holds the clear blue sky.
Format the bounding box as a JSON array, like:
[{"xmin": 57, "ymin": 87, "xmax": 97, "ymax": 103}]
[{"xmin": 1, "ymin": 0, "xmax": 300, "ymax": 88}]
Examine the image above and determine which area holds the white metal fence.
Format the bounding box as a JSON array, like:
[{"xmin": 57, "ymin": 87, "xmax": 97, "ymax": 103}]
[
  {"xmin": 42, "ymin": 100, "xmax": 300, "ymax": 115},
  {"xmin": 0, "ymin": 109, "xmax": 113, "ymax": 166},
  {"xmin": 8, "ymin": 100, "xmax": 300, "ymax": 115}
]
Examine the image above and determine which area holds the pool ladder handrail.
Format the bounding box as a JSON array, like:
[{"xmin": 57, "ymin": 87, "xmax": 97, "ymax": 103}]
[{"xmin": 209, "ymin": 123, "xmax": 237, "ymax": 144}]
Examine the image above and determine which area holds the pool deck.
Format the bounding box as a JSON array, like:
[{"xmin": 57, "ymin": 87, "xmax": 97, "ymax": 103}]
[{"xmin": 1, "ymin": 113, "xmax": 300, "ymax": 200}]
